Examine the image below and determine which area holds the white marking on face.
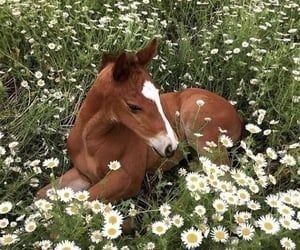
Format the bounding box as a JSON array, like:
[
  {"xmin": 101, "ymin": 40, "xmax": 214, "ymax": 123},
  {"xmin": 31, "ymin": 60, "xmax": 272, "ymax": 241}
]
[{"xmin": 141, "ymin": 81, "xmax": 178, "ymax": 151}]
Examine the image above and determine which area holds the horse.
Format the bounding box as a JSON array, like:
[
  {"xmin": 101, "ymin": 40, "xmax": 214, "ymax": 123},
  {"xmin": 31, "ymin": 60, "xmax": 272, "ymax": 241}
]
[{"xmin": 37, "ymin": 39, "xmax": 243, "ymax": 202}]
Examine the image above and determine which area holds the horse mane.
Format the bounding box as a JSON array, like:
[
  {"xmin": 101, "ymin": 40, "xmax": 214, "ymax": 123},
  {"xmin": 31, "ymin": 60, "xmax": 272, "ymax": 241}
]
[{"xmin": 99, "ymin": 51, "xmax": 138, "ymax": 71}]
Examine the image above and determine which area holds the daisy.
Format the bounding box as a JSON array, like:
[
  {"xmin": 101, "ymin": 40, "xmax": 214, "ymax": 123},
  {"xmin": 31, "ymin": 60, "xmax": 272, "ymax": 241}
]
[
  {"xmin": 266, "ymin": 147, "xmax": 277, "ymax": 160},
  {"xmin": 221, "ymin": 192, "xmax": 239, "ymax": 205},
  {"xmin": 237, "ymin": 223, "xmax": 255, "ymax": 241},
  {"xmin": 245, "ymin": 123, "xmax": 261, "ymax": 134},
  {"xmin": 159, "ymin": 203, "xmax": 171, "ymax": 217},
  {"xmin": 55, "ymin": 240, "xmax": 81, "ymax": 250},
  {"xmin": 279, "ymin": 217, "xmax": 300, "ymax": 230},
  {"xmin": 34, "ymin": 71, "xmax": 43, "ymax": 79},
  {"xmin": 278, "ymin": 205, "xmax": 295, "ymax": 218},
  {"xmin": 75, "ymin": 190, "xmax": 90, "ymax": 202},
  {"xmin": 196, "ymin": 99, "xmax": 205, "ymax": 107},
  {"xmin": 185, "ymin": 172, "xmax": 201, "ymax": 184},
  {"xmin": 25, "ymin": 220, "xmax": 37, "ymax": 233},
  {"xmin": 256, "ymin": 214, "xmax": 280, "ymax": 234},
  {"xmin": 0, "ymin": 201, "xmax": 13, "ymax": 214},
  {"xmin": 247, "ymin": 200, "xmax": 261, "ymax": 210},
  {"xmin": 104, "ymin": 210, "xmax": 123, "ymax": 226},
  {"xmin": 89, "ymin": 200, "xmax": 103, "ymax": 214},
  {"xmin": 0, "ymin": 234, "xmax": 19, "ymax": 246},
  {"xmin": 57, "ymin": 187, "xmax": 74, "ymax": 202},
  {"xmin": 266, "ymin": 194, "xmax": 282, "ymax": 208},
  {"xmin": 151, "ymin": 221, "xmax": 168, "ymax": 236},
  {"xmin": 108, "ymin": 160, "xmax": 121, "ymax": 170},
  {"xmin": 172, "ymin": 214, "xmax": 184, "ymax": 228},
  {"xmin": 181, "ymin": 228, "xmax": 203, "ymax": 249},
  {"xmin": 145, "ymin": 242, "xmax": 155, "ymax": 250},
  {"xmin": 39, "ymin": 240, "xmax": 52, "ymax": 250},
  {"xmin": 211, "ymin": 226, "xmax": 229, "ymax": 243},
  {"xmin": 213, "ymin": 199, "xmax": 228, "ymax": 214},
  {"xmin": 237, "ymin": 189, "xmax": 250, "ymax": 204},
  {"xmin": 280, "ymin": 154, "xmax": 296, "ymax": 166},
  {"xmin": 102, "ymin": 223, "xmax": 122, "ymax": 239},
  {"xmin": 90, "ymin": 230, "xmax": 103, "ymax": 244},
  {"xmin": 0, "ymin": 218, "xmax": 9, "ymax": 228},
  {"xmin": 42, "ymin": 158, "xmax": 59, "ymax": 169},
  {"xmin": 219, "ymin": 134, "xmax": 233, "ymax": 147},
  {"xmin": 234, "ymin": 212, "xmax": 251, "ymax": 225},
  {"xmin": 194, "ymin": 205, "xmax": 206, "ymax": 217},
  {"xmin": 280, "ymin": 237, "xmax": 296, "ymax": 250},
  {"xmin": 66, "ymin": 203, "xmax": 80, "ymax": 216}
]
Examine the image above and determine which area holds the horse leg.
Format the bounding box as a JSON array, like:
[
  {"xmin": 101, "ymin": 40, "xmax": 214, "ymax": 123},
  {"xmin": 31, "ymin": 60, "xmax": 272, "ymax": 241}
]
[
  {"xmin": 88, "ymin": 168, "xmax": 143, "ymax": 202},
  {"xmin": 37, "ymin": 168, "xmax": 91, "ymax": 198}
]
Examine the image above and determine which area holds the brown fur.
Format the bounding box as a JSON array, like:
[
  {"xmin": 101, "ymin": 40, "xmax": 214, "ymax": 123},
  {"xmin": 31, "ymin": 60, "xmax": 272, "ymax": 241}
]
[{"xmin": 37, "ymin": 39, "xmax": 243, "ymax": 202}]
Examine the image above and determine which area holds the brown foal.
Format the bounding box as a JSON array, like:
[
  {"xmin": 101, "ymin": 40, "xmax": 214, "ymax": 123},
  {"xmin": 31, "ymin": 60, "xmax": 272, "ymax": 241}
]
[{"xmin": 37, "ymin": 39, "xmax": 243, "ymax": 202}]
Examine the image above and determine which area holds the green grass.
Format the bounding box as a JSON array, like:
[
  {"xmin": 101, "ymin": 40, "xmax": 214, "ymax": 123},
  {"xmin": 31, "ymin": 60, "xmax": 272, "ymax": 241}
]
[{"xmin": 0, "ymin": 0, "xmax": 299, "ymax": 249}]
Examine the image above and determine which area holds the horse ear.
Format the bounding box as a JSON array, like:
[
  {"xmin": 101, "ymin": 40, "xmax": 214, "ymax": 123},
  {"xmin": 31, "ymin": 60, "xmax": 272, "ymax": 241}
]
[
  {"xmin": 136, "ymin": 38, "xmax": 158, "ymax": 66},
  {"xmin": 113, "ymin": 52, "xmax": 130, "ymax": 82},
  {"xmin": 100, "ymin": 53, "xmax": 116, "ymax": 71}
]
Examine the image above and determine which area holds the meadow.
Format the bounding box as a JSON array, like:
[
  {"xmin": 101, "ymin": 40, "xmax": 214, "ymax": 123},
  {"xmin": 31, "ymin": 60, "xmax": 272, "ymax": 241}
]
[{"xmin": 0, "ymin": 0, "xmax": 299, "ymax": 249}]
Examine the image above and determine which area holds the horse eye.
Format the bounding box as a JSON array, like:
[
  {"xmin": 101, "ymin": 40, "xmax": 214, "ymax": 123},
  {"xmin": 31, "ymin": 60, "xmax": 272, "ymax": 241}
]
[{"xmin": 127, "ymin": 103, "xmax": 142, "ymax": 113}]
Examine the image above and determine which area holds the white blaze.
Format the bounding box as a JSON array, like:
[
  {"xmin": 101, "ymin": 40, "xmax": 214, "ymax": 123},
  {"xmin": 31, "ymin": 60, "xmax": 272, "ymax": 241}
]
[{"xmin": 141, "ymin": 81, "xmax": 178, "ymax": 150}]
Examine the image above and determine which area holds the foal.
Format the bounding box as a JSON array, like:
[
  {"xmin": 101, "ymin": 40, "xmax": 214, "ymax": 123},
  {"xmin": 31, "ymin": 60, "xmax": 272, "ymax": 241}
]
[{"xmin": 37, "ymin": 39, "xmax": 243, "ymax": 202}]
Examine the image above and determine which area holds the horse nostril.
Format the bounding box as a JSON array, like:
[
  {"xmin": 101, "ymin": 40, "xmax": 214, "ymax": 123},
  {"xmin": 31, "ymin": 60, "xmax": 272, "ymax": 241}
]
[{"xmin": 165, "ymin": 144, "xmax": 175, "ymax": 158}]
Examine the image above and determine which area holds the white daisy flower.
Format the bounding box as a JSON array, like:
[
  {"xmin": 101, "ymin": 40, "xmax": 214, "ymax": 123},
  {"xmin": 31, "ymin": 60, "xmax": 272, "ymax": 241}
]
[
  {"xmin": 34, "ymin": 71, "xmax": 43, "ymax": 79},
  {"xmin": 196, "ymin": 99, "xmax": 205, "ymax": 107},
  {"xmin": 47, "ymin": 43, "xmax": 56, "ymax": 50},
  {"xmin": 0, "ymin": 201, "xmax": 13, "ymax": 214},
  {"xmin": 280, "ymin": 154, "xmax": 296, "ymax": 166},
  {"xmin": 57, "ymin": 187, "xmax": 74, "ymax": 202},
  {"xmin": 279, "ymin": 217, "xmax": 300, "ymax": 230},
  {"xmin": 211, "ymin": 226, "xmax": 229, "ymax": 243},
  {"xmin": 0, "ymin": 234, "xmax": 19, "ymax": 246},
  {"xmin": 89, "ymin": 200, "xmax": 103, "ymax": 214},
  {"xmin": 280, "ymin": 237, "xmax": 296, "ymax": 250},
  {"xmin": 245, "ymin": 123, "xmax": 261, "ymax": 134},
  {"xmin": 104, "ymin": 210, "xmax": 123, "ymax": 226},
  {"xmin": 210, "ymin": 48, "xmax": 219, "ymax": 54},
  {"xmin": 266, "ymin": 194, "xmax": 282, "ymax": 208},
  {"xmin": 172, "ymin": 214, "xmax": 184, "ymax": 228},
  {"xmin": 55, "ymin": 240, "xmax": 81, "ymax": 250},
  {"xmin": 194, "ymin": 205, "xmax": 206, "ymax": 217},
  {"xmin": 266, "ymin": 147, "xmax": 278, "ymax": 160},
  {"xmin": 25, "ymin": 220, "xmax": 37, "ymax": 233},
  {"xmin": 75, "ymin": 190, "xmax": 90, "ymax": 202},
  {"xmin": 247, "ymin": 200, "xmax": 261, "ymax": 210},
  {"xmin": 219, "ymin": 134, "xmax": 233, "ymax": 147},
  {"xmin": 90, "ymin": 230, "xmax": 103, "ymax": 244},
  {"xmin": 278, "ymin": 205, "xmax": 295, "ymax": 218},
  {"xmin": 107, "ymin": 160, "xmax": 121, "ymax": 170},
  {"xmin": 151, "ymin": 221, "xmax": 168, "ymax": 236},
  {"xmin": 0, "ymin": 218, "xmax": 9, "ymax": 229},
  {"xmin": 159, "ymin": 203, "xmax": 171, "ymax": 217},
  {"xmin": 213, "ymin": 199, "xmax": 228, "ymax": 214},
  {"xmin": 66, "ymin": 203, "xmax": 80, "ymax": 216},
  {"xmin": 102, "ymin": 223, "xmax": 122, "ymax": 239},
  {"xmin": 256, "ymin": 214, "xmax": 280, "ymax": 234},
  {"xmin": 42, "ymin": 158, "xmax": 59, "ymax": 169},
  {"xmin": 181, "ymin": 228, "xmax": 203, "ymax": 249},
  {"xmin": 237, "ymin": 223, "xmax": 255, "ymax": 241}
]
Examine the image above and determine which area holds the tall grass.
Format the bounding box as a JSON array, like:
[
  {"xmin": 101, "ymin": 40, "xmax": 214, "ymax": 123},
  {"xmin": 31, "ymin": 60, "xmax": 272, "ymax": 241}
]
[{"xmin": 0, "ymin": 0, "xmax": 299, "ymax": 249}]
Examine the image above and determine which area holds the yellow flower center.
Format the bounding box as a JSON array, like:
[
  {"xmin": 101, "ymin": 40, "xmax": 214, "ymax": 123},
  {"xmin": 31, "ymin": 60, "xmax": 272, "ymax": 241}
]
[
  {"xmin": 108, "ymin": 228, "xmax": 116, "ymax": 236},
  {"xmin": 108, "ymin": 216, "xmax": 117, "ymax": 224},
  {"xmin": 156, "ymin": 226, "xmax": 163, "ymax": 232},
  {"xmin": 215, "ymin": 231, "xmax": 225, "ymax": 239},
  {"xmin": 264, "ymin": 222, "xmax": 273, "ymax": 230},
  {"xmin": 187, "ymin": 233, "xmax": 197, "ymax": 243},
  {"xmin": 242, "ymin": 228, "xmax": 250, "ymax": 236}
]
